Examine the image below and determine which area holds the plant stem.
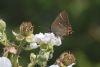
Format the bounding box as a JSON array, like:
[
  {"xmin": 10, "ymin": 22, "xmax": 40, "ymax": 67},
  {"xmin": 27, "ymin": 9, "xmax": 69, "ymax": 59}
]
[{"xmin": 11, "ymin": 41, "xmax": 23, "ymax": 67}]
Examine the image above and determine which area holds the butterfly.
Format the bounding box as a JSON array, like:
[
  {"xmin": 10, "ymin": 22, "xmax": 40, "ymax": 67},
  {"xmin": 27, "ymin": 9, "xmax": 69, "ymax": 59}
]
[{"xmin": 51, "ymin": 10, "xmax": 72, "ymax": 38}]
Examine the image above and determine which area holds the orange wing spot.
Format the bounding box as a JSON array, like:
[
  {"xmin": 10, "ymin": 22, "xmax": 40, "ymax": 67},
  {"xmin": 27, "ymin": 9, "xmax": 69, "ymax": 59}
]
[{"xmin": 66, "ymin": 25, "xmax": 72, "ymax": 35}]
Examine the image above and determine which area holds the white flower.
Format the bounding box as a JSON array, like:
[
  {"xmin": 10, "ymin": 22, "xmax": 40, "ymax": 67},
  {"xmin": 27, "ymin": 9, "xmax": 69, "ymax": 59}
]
[
  {"xmin": 33, "ymin": 33, "xmax": 62, "ymax": 46},
  {"xmin": 50, "ymin": 36, "xmax": 62, "ymax": 46},
  {"xmin": 42, "ymin": 33, "xmax": 53, "ymax": 44},
  {"xmin": 49, "ymin": 64, "xmax": 59, "ymax": 67},
  {"xmin": 0, "ymin": 57, "xmax": 12, "ymax": 67},
  {"xmin": 30, "ymin": 42, "xmax": 39, "ymax": 49},
  {"xmin": 67, "ymin": 63, "xmax": 75, "ymax": 67},
  {"xmin": 33, "ymin": 33, "xmax": 44, "ymax": 44}
]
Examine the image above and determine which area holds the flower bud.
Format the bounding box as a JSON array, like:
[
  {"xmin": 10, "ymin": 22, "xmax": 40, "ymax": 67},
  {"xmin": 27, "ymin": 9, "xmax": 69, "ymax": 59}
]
[
  {"xmin": 30, "ymin": 53, "xmax": 36, "ymax": 62},
  {"xmin": 0, "ymin": 19, "xmax": 6, "ymax": 32},
  {"xmin": 37, "ymin": 50, "xmax": 49, "ymax": 62},
  {"xmin": 20, "ymin": 22, "xmax": 33, "ymax": 36},
  {"xmin": 37, "ymin": 50, "xmax": 50, "ymax": 66},
  {"xmin": 28, "ymin": 53, "xmax": 36, "ymax": 67},
  {"xmin": 4, "ymin": 46, "xmax": 17, "ymax": 54},
  {"xmin": 56, "ymin": 52, "xmax": 76, "ymax": 67}
]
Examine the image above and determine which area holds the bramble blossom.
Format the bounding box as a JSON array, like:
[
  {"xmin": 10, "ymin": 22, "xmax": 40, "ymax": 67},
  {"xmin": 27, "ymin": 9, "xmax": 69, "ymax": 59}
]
[
  {"xmin": 33, "ymin": 33, "xmax": 62, "ymax": 46},
  {"xmin": 30, "ymin": 42, "xmax": 39, "ymax": 49},
  {"xmin": 0, "ymin": 57, "xmax": 12, "ymax": 67}
]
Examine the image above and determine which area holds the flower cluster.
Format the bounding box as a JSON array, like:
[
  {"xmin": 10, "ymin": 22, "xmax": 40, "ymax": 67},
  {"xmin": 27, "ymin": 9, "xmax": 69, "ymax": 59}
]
[
  {"xmin": 0, "ymin": 20, "xmax": 76, "ymax": 67},
  {"xmin": 30, "ymin": 33, "xmax": 62, "ymax": 49},
  {"xmin": 27, "ymin": 33, "xmax": 62, "ymax": 67}
]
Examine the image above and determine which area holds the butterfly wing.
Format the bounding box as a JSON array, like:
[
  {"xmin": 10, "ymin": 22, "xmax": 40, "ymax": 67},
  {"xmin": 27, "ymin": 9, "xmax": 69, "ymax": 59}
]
[{"xmin": 51, "ymin": 10, "xmax": 72, "ymax": 38}]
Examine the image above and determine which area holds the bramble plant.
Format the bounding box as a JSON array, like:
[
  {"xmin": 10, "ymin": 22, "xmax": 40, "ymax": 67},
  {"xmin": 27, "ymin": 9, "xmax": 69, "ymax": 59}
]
[{"xmin": 0, "ymin": 11, "xmax": 76, "ymax": 67}]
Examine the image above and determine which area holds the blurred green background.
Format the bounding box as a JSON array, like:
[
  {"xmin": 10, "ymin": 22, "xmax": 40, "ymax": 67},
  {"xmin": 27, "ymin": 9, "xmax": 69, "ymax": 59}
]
[{"xmin": 0, "ymin": 0, "xmax": 100, "ymax": 67}]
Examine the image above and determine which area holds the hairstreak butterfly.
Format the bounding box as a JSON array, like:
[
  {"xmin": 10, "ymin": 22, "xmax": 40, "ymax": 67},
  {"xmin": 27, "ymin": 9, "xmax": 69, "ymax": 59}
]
[{"xmin": 51, "ymin": 10, "xmax": 72, "ymax": 38}]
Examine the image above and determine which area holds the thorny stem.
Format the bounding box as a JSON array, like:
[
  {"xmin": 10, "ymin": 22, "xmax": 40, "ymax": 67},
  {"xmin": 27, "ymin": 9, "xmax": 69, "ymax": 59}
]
[{"xmin": 12, "ymin": 41, "xmax": 24, "ymax": 67}]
